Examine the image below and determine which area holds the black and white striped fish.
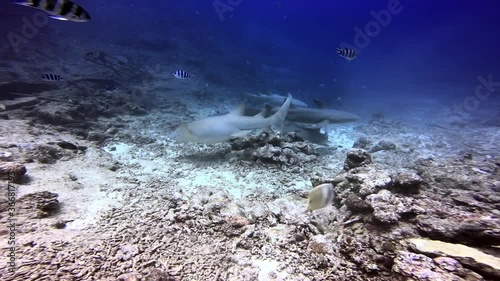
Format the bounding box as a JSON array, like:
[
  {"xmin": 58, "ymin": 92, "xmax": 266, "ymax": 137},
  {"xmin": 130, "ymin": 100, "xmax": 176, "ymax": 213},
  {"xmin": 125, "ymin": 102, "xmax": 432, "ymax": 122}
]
[
  {"xmin": 42, "ymin": 74, "xmax": 63, "ymax": 81},
  {"xmin": 104, "ymin": 85, "xmax": 118, "ymax": 91},
  {"xmin": 173, "ymin": 70, "xmax": 191, "ymax": 79},
  {"xmin": 14, "ymin": 0, "xmax": 91, "ymax": 22},
  {"xmin": 336, "ymin": 48, "xmax": 358, "ymax": 61}
]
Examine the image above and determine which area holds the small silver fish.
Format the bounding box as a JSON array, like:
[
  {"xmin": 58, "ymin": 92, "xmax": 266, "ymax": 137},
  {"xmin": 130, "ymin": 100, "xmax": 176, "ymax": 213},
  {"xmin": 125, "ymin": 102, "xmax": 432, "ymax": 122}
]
[
  {"xmin": 336, "ymin": 48, "xmax": 358, "ymax": 61},
  {"xmin": 42, "ymin": 73, "xmax": 63, "ymax": 81},
  {"xmin": 173, "ymin": 70, "xmax": 191, "ymax": 79},
  {"xmin": 307, "ymin": 183, "xmax": 334, "ymax": 211},
  {"xmin": 14, "ymin": 0, "xmax": 91, "ymax": 22}
]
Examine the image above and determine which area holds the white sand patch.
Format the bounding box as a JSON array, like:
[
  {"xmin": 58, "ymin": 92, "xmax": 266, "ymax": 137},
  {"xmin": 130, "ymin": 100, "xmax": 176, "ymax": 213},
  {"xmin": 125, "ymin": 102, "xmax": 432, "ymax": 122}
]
[
  {"xmin": 104, "ymin": 142, "xmax": 131, "ymax": 156},
  {"xmin": 102, "ymin": 139, "xmax": 312, "ymax": 200},
  {"xmin": 176, "ymin": 168, "xmax": 245, "ymax": 198},
  {"xmin": 18, "ymin": 147, "xmax": 124, "ymax": 230},
  {"xmin": 327, "ymin": 124, "xmax": 357, "ymax": 148},
  {"xmin": 67, "ymin": 191, "xmax": 121, "ymax": 230},
  {"xmin": 252, "ymin": 259, "xmax": 289, "ymax": 281},
  {"xmin": 264, "ymin": 225, "xmax": 289, "ymax": 244}
]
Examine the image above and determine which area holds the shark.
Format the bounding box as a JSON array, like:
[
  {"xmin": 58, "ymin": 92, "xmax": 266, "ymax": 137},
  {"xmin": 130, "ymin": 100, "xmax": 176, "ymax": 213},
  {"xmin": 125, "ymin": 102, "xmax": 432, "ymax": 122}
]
[
  {"xmin": 284, "ymin": 107, "xmax": 360, "ymax": 124},
  {"xmin": 243, "ymin": 92, "xmax": 308, "ymax": 108},
  {"xmin": 244, "ymin": 105, "xmax": 360, "ymax": 125},
  {"xmin": 175, "ymin": 94, "xmax": 292, "ymax": 143},
  {"xmin": 243, "ymin": 102, "xmax": 360, "ymax": 144}
]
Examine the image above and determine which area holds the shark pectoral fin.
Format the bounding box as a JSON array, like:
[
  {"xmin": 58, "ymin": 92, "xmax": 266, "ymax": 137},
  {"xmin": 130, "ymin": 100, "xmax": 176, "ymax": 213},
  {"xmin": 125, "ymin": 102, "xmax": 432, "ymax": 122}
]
[
  {"xmin": 313, "ymin": 99, "xmax": 328, "ymax": 109},
  {"xmin": 230, "ymin": 130, "xmax": 252, "ymax": 138},
  {"xmin": 229, "ymin": 104, "xmax": 246, "ymax": 116}
]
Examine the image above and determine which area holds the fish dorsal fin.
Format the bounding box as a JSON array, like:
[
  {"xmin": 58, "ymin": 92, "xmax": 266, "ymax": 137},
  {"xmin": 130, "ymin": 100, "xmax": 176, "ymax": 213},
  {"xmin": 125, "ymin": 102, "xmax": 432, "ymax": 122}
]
[
  {"xmin": 229, "ymin": 104, "xmax": 246, "ymax": 116},
  {"xmin": 313, "ymin": 99, "xmax": 327, "ymax": 109}
]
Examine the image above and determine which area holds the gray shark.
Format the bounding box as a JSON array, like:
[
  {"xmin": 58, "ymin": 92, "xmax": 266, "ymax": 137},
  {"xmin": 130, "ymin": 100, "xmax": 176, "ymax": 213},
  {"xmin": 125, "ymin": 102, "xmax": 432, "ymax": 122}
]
[
  {"xmin": 242, "ymin": 101, "xmax": 359, "ymax": 144},
  {"xmin": 243, "ymin": 92, "xmax": 308, "ymax": 108},
  {"xmin": 244, "ymin": 106, "xmax": 360, "ymax": 124},
  {"xmin": 175, "ymin": 94, "xmax": 292, "ymax": 143},
  {"xmin": 284, "ymin": 107, "xmax": 360, "ymax": 124}
]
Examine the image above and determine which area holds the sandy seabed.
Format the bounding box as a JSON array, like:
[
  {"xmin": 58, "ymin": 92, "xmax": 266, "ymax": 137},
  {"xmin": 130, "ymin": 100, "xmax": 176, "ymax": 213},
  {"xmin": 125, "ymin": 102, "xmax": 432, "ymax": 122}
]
[{"xmin": 0, "ymin": 44, "xmax": 499, "ymax": 281}]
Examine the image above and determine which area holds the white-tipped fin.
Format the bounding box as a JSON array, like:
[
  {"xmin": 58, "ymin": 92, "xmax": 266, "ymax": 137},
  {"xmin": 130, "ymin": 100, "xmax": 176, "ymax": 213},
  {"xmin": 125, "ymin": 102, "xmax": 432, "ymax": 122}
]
[{"xmin": 50, "ymin": 15, "xmax": 69, "ymax": 21}]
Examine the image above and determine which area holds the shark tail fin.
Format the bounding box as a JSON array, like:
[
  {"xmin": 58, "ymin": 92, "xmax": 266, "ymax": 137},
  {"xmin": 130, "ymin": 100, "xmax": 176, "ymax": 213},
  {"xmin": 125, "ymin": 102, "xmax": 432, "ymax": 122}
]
[{"xmin": 269, "ymin": 93, "xmax": 292, "ymax": 131}]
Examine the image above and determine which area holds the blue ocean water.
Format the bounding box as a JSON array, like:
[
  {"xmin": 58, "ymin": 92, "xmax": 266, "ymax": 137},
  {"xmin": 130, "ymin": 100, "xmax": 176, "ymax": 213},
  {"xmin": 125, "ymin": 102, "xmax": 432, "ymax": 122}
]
[{"xmin": 1, "ymin": 0, "xmax": 499, "ymax": 121}]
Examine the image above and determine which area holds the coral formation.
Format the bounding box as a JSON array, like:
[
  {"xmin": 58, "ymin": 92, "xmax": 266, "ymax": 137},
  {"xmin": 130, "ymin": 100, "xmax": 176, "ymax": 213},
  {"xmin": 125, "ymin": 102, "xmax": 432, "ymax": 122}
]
[{"xmin": 228, "ymin": 131, "xmax": 319, "ymax": 165}]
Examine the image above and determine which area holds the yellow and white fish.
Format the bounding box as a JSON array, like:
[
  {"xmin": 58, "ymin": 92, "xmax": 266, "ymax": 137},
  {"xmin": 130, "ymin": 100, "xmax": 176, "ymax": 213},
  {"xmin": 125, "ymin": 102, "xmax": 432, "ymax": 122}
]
[{"xmin": 306, "ymin": 183, "xmax": 334, "ymax": 211}]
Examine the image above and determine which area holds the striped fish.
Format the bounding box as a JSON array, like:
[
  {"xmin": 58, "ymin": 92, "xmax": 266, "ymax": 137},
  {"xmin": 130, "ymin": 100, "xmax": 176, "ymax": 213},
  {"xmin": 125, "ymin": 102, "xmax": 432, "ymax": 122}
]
[
  {"xmin": 173, "ymin": 70, "xmax": 191, "ymax": 79},
  {"xmin": 14, "ymin": 0, "xmax": 91, "ymax": 22},
  {"xmin": 41, "ymin": 74, "xmax": 63, "ymax": 81},
  {"xmin": 336, "ymin": 48, "xmax": 358, "ymax": 61},
  {"xmin": 104, "ymin": 85, "xmax": 118, "ymax": 91}
]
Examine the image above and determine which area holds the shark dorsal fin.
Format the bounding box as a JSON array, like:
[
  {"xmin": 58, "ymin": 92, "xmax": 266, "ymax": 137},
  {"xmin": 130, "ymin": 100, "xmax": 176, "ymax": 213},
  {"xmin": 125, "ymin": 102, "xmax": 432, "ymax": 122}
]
[
  {"xmin": 255, "ymin": 103, "xmax": 272, "ymax": 118},
  {"xmin": 313, "ymin": 99, "xmax": 327, "ymax": 109},
  {"xmin": 264, "ymin": 103, "xmax": 275, "ymax": 116},
  {"xmin": 229, "ymin": 104, "xmax": 246, "ymax": 116}
]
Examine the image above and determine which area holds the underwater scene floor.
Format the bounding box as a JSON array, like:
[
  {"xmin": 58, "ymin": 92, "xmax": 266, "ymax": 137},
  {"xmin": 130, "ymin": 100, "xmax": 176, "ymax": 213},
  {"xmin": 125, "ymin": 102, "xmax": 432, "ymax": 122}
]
[{"xmin": 0, "ymin": 44, "xmax": 499, "ymax": 281}]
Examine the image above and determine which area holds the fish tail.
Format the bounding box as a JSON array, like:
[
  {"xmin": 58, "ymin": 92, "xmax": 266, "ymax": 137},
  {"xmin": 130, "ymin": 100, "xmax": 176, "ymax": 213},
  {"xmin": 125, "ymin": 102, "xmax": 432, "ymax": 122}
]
[
  {"xmin": 14, "ymin": 0, "xmax": 36, "ymax": 7},
  {"xmin": 269, "ymin": 93, "xmax": 291, "ymax": 131},
  {"xmin": 336, "ymin": 48, "xmax": 342, "ymax": 54}
]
